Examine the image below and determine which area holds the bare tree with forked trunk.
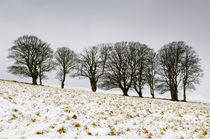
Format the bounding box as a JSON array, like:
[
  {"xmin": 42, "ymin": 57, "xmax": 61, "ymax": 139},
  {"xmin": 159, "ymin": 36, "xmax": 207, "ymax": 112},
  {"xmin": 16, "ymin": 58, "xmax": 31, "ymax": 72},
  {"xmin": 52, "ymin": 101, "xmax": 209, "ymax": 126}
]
[
  {"xmin": 75, "ymin": 44, "xmax": 110, "ymax": 92},
  {"xmin": 156, "ymin": 41, "xmax": 186, "ymax": 101},
  {"xmin": 145, "ymin": 51, "xmax": 157, "ymax": 98},
  {"xmin": 100, "ymin": 42, "xmax": 141, "ymax": 96},
  {"xmin": 181, "ymin": 45, "xmax": 203, "ymax": 101},
  {"xmin": 132, "ymin": 44, "xmax": 153, "ymax": 97},
  {"xmin": 8, "ymin": 35, "xmax": 54, "ymax": 85},
  {"xmin": 55, "ymin": 47, "xmax": 77, "ymax": 88}
]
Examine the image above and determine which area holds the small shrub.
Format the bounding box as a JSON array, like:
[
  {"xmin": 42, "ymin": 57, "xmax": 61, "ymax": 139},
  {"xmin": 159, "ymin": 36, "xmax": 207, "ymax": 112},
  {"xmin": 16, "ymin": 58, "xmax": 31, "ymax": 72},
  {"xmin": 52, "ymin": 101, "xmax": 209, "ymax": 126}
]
[
  {"xmin": 50, "ymin": 125, "xmax": 55, "ymax": 129},
  {"xmin": 13, "ymin": 109, "xmax": 18, "ymax": 112},
  {"xmin": 73, "ymin": 123, "xmax": 81, "ymax": 127},
  {"xmin": 57, "ymin": 126, "xmax": 66, "ymax": 134},
  {"xmin": 36, "ymin": 130, "xmax": 44, "ymax": 135},
  {"xmin": 203, "ymin": 130, "xmax": 208, "ymax": 136},
  {"xmin": 72, "ymin": 114, "xmax": 77, "ymax": 119},
  {"xmin": 31, "ymin": 118, "xmax": 36, "ymax": 123}
]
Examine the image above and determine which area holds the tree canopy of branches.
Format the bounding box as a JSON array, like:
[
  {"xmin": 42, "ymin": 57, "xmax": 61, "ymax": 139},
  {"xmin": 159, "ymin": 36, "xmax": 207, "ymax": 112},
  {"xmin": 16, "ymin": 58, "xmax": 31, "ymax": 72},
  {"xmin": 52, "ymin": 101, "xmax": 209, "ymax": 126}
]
[
  {"xmin": 37, "ymin": 44, "xmax": 54, "ymax": 85},
  {"xmin": 181, "ymin": 45, "xmax": 203, "ymax": 101},
  {"xmin": 55, "ymin": 47, "xmax": 77, "ymax": 88},
  {"xmin": 156, "ymin": 41, "xmax": 203, "ymax": 101},
  {"xmin": 8, "ymin": 35, "xmax": 54, "ymax": 85},
  {"xmin": 145, "ymin": 51, "xmax": 156, "ymax": 98},
  {"xmin": 7, "ymin": 36, "xmax": 203, "ymax": 101},
  {"xmin": 132, "ymin": 44, "xmax": 153, "ymax": 97},
  {"xmin": 99, "ymin": 42, "xmax": 154, "ymax": 97},
  {"xmin": 156, "ymin": 42, "xmax": 185, "ymax": 101},
  {"xmin": 75, "ymin": 44, "xmax": 110, "ymax": 92},
  {"xmin": 100, "ymin": 42, "xmax": 139, "ymax": 96}
]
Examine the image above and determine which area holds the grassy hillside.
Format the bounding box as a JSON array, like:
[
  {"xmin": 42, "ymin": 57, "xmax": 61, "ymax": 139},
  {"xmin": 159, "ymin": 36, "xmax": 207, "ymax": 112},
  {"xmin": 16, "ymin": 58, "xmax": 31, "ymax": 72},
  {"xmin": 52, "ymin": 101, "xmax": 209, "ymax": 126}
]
[{"xmin": 0, "ymin": 80, "xmax": 209, "ymax": 138}]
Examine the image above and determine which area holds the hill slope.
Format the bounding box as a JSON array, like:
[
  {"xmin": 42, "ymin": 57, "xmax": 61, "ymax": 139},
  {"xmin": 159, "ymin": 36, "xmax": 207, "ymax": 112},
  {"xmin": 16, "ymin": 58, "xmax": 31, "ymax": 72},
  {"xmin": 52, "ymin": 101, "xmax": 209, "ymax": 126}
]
[{"xmin": 0, "ymin": 80, "xmax": 209, "ymax": 138}]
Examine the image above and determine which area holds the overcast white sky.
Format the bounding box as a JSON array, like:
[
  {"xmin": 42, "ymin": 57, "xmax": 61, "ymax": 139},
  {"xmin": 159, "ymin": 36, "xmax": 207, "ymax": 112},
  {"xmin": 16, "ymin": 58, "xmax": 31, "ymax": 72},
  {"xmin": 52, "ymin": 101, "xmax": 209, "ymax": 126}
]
[{"xmin": 0, "ymin": 0, "xmax": 209, "ymax": 100}]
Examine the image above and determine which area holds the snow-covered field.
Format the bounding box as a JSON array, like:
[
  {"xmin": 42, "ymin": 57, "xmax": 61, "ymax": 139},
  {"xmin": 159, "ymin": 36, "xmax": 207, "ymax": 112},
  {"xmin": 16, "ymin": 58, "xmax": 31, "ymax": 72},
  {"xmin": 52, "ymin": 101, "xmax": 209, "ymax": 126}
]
[{"xmin": 0, "ymin": 80, "xmax": 209, "ymax": 138}]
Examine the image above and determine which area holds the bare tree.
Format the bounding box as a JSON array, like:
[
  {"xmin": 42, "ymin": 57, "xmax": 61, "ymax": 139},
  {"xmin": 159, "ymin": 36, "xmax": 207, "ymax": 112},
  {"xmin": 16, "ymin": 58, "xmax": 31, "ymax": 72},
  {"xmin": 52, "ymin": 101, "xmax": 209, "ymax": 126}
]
[
  {"xmin": 132, "ymin": 44, "xmax": 152, "ymax": 97},
  {"xmin": 145, "ymin": 51, "xmax": 156, "ymax": 98},
  {"xmin": 156, "ymin": 41, "xmax": 185, "ymax": 101},
  {"xmin": 8, "ymin": 35, "xmax": 53, "ymax": 85},
  {"xmin": 55, "ymin": 47, "xmax": 77, "ymax": 88},
  {"xmin": 75, "ymin": 44, "xmax": 110, "ymax": 92},
  {"xmin": 37, "ymin": 44, "xmax": 54, "ymax": 85},
  {"xmin": 181, "ymin": 45, "xmax": 203, "ymax": 101},
  {"xmin": 100, "ymin": 42, "xmax": 138, "ymax": 96}
]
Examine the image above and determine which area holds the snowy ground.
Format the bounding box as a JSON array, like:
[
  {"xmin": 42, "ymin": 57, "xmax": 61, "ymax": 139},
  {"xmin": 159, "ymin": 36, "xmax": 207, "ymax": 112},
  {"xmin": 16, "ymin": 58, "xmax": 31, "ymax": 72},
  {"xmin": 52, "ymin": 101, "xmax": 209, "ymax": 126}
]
[{"xmin": 0, "ymin": 80, "xmax": 209, "ymax": 138}]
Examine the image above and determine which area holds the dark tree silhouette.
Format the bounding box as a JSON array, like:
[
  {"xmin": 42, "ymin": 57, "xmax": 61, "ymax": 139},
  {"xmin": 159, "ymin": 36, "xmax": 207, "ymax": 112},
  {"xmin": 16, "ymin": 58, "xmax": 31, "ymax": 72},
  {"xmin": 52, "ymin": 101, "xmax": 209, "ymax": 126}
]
[
  {"xmin": 181, "ymin": 45, "xmax": 203, "ymax": 101},
  {"xmin": 145, "ymin": 51, "xmax": 156, "ymax": 98},
  {"xmin": 132, "ymin": 44, "xmax": 152, "ymax": 97},
  {"xmin": 37, "ymin": 44, "xmax": 54, "ymax": 85},
  {"xmin": 100, "ymin": 42, "xmax": 138, "ymax": 96},
  {"xmin": 156, "ymin": 41, "xmax": 185, "ymax": 101},
  {"xmin": 55, "ymin": 47, "xmax": 77, "ymax": 88},
  {"xmin": 8, "ymin": 35, "xmax": 54, "ymax": 85},
  {"xmin": 75, "ymin": 44, "xmax": 110, "ymax": 92}
]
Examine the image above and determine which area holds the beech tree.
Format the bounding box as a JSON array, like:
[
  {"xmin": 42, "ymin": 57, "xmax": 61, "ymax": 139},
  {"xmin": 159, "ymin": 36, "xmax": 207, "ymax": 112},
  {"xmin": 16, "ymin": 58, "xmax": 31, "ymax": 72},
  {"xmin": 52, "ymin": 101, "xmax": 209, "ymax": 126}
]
[
  {"xmin": 156, "ymin": 41, "xmax": 186, "ymax": 101},
  {"xmin": 145, "ymin": 51, "xmax": 156, "ymax": 98},
  {"xmin": 100, "ymin": 42, "xmax": 138, "ymax": 96},
  {"xmin": 132, "ymin": 44, "xmax": 152, "ymax": 97},
  {"xmin": 55, "ymin": 47, "xmax": 77, "ymax": 88},
  {"xmin": 8, "ymin": 35, "xmax": 54, "ymax": 85},
  {"xmin": 37, "ymin": 44, "xmax": 54, "ymax": 85},
  {"xmin": 181, "ymin": 45, "xmax": 203, "ymax": 101},
  {"xmin": 75, "ymin": 44, "xmax": 110, "ymax": 92},
  {"xmin": 156, "ymin": 41, "xmax": 203, "ymax": 101}
]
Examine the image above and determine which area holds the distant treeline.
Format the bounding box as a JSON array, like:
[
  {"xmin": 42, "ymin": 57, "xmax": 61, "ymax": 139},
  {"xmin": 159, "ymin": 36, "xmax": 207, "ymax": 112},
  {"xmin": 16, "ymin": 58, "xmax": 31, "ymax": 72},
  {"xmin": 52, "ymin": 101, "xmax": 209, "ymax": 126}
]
[{"xmin": 7, "ymin": 35, "xmax": 203, "ymax": 101}]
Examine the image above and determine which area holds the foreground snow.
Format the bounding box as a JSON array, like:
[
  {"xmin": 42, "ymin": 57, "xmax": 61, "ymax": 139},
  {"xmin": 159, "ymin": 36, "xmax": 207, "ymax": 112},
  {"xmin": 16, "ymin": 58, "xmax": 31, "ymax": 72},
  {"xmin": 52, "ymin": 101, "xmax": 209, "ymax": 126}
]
[{"xmin": 0, "ymin": 80, "xmax": 209, "ymax": 138}]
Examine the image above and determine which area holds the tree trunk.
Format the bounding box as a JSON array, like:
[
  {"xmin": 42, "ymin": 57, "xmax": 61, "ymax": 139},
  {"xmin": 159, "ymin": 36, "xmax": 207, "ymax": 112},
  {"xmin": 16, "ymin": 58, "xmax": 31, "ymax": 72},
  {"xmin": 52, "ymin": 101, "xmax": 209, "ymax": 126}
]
[
  {"xmin": 183, "ymin": 85, "xmax": 186, "ymax": 102},
  {"xmin": 170, "ymin": 86, "xmax": 173, "ymax": 100},
  {"xmin": 39, "ymin": 67, "xmax": 42, "ymax": 85},
  {"xmin": 150, "ymin": 88, "xmax": 155, "ymax": 98},
  {"xmin": 170, "ymin": 83, "xmax": 178, "ymax": 101},
  {"xmin": 32, "ymin": 76, "xmax": 37, "ymax": 85},
  {"xmin": 134, "ymin": 84, "xmax": 143, "ymax": 97},
  {"xmin": 171, "ymin": 88, "xmax": 178, "ymax": 101},
  {"xmin": 170, "ymin": 88, "xmax": 176, "ymax": 101},
  {"xmin": 174, "ymin": 84, "xmax": 178, "ymax": 101},
  {"xmin": 173, "ymin": 93, "xmax": 178, "ymax": 101},
  {"xmin": 137, "ymin": 89, "xmax": 143, "ymax": 97},
  {"xmin": 61, "ymin": 73, "xmax": 66, "ymax": 89},
  {"xmin": 90, "ymin": 78, "xmax": 97, "ymax": 92},
  {"xmin": 39, "ymin": 77, "xmax": 42, "ymax": 85},
  {"xmin": 122, "ymin": 89, "xmax": 128, "ymax": 96},
  {"xmin": 61, "ymin": 80, "xmax": 65, "ymax": 88}
]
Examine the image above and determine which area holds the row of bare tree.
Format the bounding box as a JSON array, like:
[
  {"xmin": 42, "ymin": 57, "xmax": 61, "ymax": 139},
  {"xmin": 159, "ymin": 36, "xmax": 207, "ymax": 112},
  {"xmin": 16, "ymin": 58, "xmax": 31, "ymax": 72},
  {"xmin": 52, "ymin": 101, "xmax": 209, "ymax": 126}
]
[{"xmin": 8, "ymin": 35, "xmax": 203, "ymax": 101}]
